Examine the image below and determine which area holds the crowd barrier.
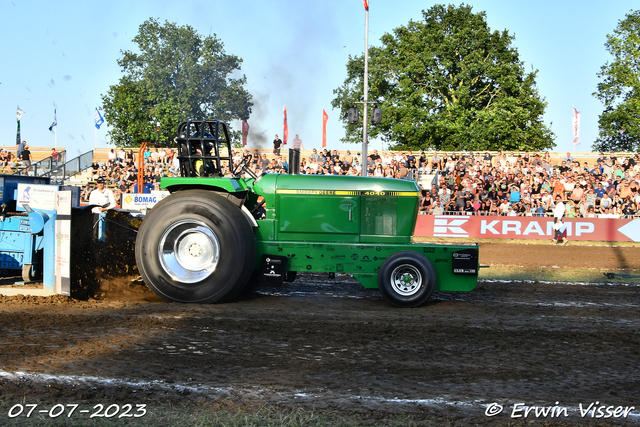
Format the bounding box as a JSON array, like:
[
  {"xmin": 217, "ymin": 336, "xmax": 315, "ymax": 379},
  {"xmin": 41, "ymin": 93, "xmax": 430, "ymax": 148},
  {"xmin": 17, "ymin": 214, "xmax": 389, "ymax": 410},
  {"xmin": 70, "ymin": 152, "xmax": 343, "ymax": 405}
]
[
  {"xmin": 419, "ymin": 210, "xmax": 640, "ymax": 219},
  {"xmin": 415, "ymin": 215, "xmax": 640, "ymax": 242},
  {"xmin": 420, "ymin": 210, "xmax": 553, "ymax": 217}
]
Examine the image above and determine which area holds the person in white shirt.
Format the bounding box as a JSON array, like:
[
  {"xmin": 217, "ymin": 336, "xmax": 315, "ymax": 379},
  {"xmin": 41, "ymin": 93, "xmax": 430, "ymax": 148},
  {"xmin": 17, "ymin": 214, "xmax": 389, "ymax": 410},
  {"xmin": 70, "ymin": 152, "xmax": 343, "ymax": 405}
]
[
  {"xmin": 308, "ymin": 159, "xmax": 319, "ymax": 173},
  {"xmin": 89, "ymin": 177, "xmax": 116, "ymax": 213},
  {"xmin": 552, "ymin": 195, "xmax": 567, "ymax": 244},
  {"xmin": 499, "ymin": 200, "xmax": 510, "ymax": 215},
  {"xmin": 353, "ymin": 160, "xmax": 362, "ymax": 175},
  {"xmin": 172, "ymin": 154, "xmax": 180, "ymax": 174},
  {"xmin": 89, "ymin": 177, "xmax": 117, "ymax": 241},
  {"xmin": 380, "ymin": 152, "xmax": 392, "ymax": 166},
  {"xmin": 232, "ymin": 150, "xmax": 242, "ymax": 165}
]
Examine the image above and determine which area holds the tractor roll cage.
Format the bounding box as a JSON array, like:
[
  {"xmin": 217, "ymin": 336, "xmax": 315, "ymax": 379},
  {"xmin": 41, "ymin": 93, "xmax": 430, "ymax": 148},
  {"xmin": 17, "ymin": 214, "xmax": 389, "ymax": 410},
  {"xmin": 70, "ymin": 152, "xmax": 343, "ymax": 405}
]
[{"xmin": 176, "ymin": 119, "xmax": 233, "ymax": 178}]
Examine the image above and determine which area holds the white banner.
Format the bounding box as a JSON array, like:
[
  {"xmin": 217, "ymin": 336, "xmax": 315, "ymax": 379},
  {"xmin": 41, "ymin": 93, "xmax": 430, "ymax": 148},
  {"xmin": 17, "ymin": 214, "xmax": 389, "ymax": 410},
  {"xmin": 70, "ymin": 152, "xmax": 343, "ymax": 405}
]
[
  {"xmin": 120, "ymin": 191, "xmax": 170, "ymax": 211},
  {"xmin": 17, "ymin": 184, "xmax": 58, "ymax": 210},
  {"xmin": 55, "ymin": 191, "xmax": 72, "ymax": 296}
]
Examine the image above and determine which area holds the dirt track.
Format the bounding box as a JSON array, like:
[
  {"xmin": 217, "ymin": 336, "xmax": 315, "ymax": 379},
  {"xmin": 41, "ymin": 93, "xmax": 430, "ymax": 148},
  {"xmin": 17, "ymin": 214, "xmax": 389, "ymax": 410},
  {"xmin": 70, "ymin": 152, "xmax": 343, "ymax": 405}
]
[
  {"xmin": 0, "ymin": 243, "xmax": 639, "ymax": 425},
  {"xmin": 479, "ymin": 242, "xmax": 640, "ymax": 270}
]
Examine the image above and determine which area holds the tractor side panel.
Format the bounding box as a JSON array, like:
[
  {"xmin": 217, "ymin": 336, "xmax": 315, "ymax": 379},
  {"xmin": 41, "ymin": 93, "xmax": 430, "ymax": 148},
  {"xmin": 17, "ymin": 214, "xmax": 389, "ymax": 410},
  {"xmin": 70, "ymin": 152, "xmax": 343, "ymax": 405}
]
[
  {"xmin": 254, "ymin": 241, "xmax": 478, "ymax": 292},
  {"xmin": 276, "ymin": 193, "xmax": 360, "ymax": 242}
]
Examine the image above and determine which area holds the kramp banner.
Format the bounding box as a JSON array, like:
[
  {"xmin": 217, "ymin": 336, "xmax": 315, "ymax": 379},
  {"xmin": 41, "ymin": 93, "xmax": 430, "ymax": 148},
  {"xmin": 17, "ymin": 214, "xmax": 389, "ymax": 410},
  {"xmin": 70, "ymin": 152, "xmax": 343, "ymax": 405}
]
[{"xmin": 415, "ymin": 215, "xmax": 640, "ymax": 242}]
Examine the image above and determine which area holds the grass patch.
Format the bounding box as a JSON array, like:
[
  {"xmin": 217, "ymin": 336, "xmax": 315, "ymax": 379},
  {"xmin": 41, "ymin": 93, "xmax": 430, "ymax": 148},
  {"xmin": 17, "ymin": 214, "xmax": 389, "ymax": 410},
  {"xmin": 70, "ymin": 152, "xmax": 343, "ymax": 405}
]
[
  {"xmin": 0, "ymin": 403, "xmax": 593, "ymax": 427},
  {"xmin": 0, "ymin": 403, "xmax": 467, "ymax": 427}
]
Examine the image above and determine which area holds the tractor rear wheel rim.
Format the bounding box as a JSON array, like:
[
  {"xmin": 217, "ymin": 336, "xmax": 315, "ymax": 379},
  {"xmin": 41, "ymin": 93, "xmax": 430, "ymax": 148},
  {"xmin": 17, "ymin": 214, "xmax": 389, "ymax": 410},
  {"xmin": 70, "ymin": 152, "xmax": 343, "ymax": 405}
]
[
  {"xmin": 158, "ymin": 220, "xmax": 220, "ymax": 283},
  {"xmin": 390, "ymin": 264, "xmax": 422, "ymax": 296}
]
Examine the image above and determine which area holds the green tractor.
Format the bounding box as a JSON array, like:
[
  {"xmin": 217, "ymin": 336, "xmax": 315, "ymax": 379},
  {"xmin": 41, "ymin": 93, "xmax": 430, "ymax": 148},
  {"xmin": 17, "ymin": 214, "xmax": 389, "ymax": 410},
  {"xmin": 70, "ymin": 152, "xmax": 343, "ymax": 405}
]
[{"xmin": 135, "ymin": 120, "xmax": 478, "ymax": 307}]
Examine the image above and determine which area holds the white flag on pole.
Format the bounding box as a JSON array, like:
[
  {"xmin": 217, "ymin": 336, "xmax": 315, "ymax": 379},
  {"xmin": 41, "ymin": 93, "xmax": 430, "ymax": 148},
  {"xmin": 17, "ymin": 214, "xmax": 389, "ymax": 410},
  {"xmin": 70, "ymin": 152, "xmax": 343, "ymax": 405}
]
[
  {"xmin": 94, "ymin": 107, "xmax": 105, "ymax": 129},
  {"xmin": 572, "ymin": 107, "xmax": 581, "ymax": 146},
  {"xmin": 49, "ymin": 109, "xmax": 57, "ymax": 132}
]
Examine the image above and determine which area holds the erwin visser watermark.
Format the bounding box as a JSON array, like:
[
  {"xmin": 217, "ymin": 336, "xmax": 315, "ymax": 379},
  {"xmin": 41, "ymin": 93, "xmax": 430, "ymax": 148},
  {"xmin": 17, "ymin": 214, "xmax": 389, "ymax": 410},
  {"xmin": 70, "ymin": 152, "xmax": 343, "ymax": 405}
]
[{"xmin": 485, "ymin": 402, "xmax": 636, "ymax": 419}]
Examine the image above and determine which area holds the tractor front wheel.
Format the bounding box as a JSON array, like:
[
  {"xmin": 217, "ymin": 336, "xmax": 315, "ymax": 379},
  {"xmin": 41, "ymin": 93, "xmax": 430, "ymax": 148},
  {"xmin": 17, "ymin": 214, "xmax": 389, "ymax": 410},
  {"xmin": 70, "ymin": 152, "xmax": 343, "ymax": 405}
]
[
  {"xmin": 135, "ymin": 190, "xmax": 255, "ymax": 303},
  {"xmin": 377, "ymin": 251, "xmax": 436, "ymax": 308}
]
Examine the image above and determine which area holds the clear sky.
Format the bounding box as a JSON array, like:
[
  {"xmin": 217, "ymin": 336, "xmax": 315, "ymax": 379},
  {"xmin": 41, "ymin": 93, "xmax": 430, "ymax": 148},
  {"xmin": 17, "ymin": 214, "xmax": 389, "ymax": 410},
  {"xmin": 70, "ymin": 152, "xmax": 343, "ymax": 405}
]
[{"xmin": 1, "ymin": 0, "xmax": 637, "ymax": 158}]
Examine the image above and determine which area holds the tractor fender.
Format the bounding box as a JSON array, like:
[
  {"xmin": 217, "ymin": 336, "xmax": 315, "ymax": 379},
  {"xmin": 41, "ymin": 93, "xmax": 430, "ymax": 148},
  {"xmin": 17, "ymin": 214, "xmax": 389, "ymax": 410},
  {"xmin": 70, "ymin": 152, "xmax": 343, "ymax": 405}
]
[
  {"xmin": 163, "ymin": 185, "xmax": 256, "ymax": 227},
  {"xmin": 240, "ymin": 204, "xmax": 258, "ymax": 228}
]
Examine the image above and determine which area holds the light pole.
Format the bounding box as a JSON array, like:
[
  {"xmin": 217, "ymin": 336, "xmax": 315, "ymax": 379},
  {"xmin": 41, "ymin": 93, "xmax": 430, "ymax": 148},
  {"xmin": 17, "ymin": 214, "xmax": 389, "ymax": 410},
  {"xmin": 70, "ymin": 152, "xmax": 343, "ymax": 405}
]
[{"xmin": 361, "ymin": 1, "xmax": 370, "ymax": 176}]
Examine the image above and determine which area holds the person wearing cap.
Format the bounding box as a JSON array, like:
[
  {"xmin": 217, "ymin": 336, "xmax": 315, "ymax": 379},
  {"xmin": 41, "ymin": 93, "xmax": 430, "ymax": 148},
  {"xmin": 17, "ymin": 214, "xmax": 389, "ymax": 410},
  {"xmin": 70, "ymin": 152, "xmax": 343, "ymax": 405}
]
[
  {"xmin": 89, "ymin": 177, "xmax": 116, "ymax": 241},
  {"xmin": 132, "ymin": 176, "xmax": 155, "ymax": 194},
  {"xmin": 89, "ymin": 177, "xmax": 116, "ymax": 213}
]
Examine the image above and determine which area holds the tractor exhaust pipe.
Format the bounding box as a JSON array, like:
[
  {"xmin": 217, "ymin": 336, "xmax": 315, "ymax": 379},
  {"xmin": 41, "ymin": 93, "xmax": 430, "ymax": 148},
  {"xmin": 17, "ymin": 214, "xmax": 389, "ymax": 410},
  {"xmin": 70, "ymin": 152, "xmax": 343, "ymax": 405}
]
[{"xmin": 288, "ymin": 148, "xmax": 300, "ymax": 175}]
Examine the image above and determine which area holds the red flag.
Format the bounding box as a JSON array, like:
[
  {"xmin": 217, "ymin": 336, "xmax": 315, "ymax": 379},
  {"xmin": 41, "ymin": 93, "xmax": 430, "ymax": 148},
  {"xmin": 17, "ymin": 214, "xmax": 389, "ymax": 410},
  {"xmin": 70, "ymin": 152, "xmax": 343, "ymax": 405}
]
[
  {"xmin": 363, "ymin": 0, "xmax": 369, "ymax": 10},
  {"xmin": 241, "ymin": 120, "xmax": 249, "ymax": 146},
  {"xmin": 283, "ymin": 105, "xmax": 288, "ymax": 145},
  {"xmin": 322, "ymin": 109, "xmax": 329, "ymax": 148}
]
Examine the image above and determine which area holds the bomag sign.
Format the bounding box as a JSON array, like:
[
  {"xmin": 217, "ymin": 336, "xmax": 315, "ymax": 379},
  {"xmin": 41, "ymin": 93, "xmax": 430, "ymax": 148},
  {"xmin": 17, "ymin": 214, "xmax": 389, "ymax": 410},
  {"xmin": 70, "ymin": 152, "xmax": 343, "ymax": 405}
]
[
  {"xmin": 131, "ymin": 195, "xmax": 157, "ymax": 203},
  {"xmin": 121, "ymin": 191, "xmax": 170, "ymax": 211}
]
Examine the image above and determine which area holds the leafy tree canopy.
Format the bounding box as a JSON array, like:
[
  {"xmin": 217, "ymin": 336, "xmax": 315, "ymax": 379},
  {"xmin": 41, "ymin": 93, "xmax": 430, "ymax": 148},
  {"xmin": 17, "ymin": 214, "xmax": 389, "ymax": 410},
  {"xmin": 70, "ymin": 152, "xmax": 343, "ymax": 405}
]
[
  {"xmin": 332, "ymin": 4, "xmax": 555, "ymax": 152},
  {"xmin": 102, "ymin": 18, "xmax": 253, "ymax": 147},
  {"xmin": 593, "ymin": 10, "xmax": 640, "ymax": 152}
]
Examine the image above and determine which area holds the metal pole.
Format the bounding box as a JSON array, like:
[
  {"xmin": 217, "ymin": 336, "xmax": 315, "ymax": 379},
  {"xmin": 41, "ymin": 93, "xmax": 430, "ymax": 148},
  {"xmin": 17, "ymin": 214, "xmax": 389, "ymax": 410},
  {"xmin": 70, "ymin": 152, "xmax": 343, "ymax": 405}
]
[{"xmin": 362, "ymin": 6, "xmax": 369, "ymax": 177}]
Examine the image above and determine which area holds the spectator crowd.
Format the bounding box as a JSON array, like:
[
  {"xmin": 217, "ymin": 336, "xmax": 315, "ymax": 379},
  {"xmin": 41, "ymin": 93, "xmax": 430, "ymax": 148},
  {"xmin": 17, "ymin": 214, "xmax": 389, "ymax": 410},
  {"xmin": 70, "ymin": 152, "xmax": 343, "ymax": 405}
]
[
  {"xmin": 240, "ymin": 148, "xmax": 640, "ymax": 219},
  {"xmin": 412, "ymin": 150, "xmax": 640, "ymax": 219},
  {"xmin": 78, "ymin": 145, "xmax": 640, "ymax": 219}
]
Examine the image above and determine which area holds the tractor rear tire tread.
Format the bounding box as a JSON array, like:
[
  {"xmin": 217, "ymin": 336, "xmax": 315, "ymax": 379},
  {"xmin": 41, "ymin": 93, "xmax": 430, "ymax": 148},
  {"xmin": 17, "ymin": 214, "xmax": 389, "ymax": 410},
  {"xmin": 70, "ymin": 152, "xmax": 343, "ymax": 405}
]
[{"xmin": 135, "ymin": 190, "xmax": 255, "ymax": 303}]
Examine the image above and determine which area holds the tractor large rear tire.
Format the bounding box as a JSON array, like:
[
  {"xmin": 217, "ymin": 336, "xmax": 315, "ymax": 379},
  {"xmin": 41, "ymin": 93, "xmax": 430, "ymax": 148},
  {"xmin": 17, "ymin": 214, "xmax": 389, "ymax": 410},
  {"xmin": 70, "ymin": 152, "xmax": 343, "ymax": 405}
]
[{"xmin": 135, "ymin": 190, "xmax": 255, "ymax": 303}]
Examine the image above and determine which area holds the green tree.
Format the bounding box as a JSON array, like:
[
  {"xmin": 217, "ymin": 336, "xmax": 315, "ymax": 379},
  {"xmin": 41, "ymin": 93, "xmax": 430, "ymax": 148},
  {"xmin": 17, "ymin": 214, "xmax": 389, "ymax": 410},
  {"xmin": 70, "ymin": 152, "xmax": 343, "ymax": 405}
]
[
  {"xmin": 332, "ymin": 4, "xmax": 554, "ymax": 152},
  {"xmin": 102, "ymin": 18, "xmax": 253, "ymax": 147},
  {"xmin": 593, "ymin": 10, "xmax": 640, "ymax": 152}
]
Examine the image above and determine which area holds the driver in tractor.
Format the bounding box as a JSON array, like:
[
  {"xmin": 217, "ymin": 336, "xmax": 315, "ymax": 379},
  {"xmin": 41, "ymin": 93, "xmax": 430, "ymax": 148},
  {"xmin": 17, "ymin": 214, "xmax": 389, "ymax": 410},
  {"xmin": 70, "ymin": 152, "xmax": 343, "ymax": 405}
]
[
  {"xmin": 193, "ymin": 147, "xmax": 205, "ymax": 177},
  {"xmin": 191, "ymin": 143, "xmax": 218, "ymax": 177}
]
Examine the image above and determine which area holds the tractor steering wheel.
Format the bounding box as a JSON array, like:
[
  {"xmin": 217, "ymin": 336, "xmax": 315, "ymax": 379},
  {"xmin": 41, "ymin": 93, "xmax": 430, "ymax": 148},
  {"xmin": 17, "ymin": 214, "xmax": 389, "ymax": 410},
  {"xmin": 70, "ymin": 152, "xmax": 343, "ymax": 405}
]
[{"xmin": 231, "ymin": 154, "xmax": 253, "ymax": 177}]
